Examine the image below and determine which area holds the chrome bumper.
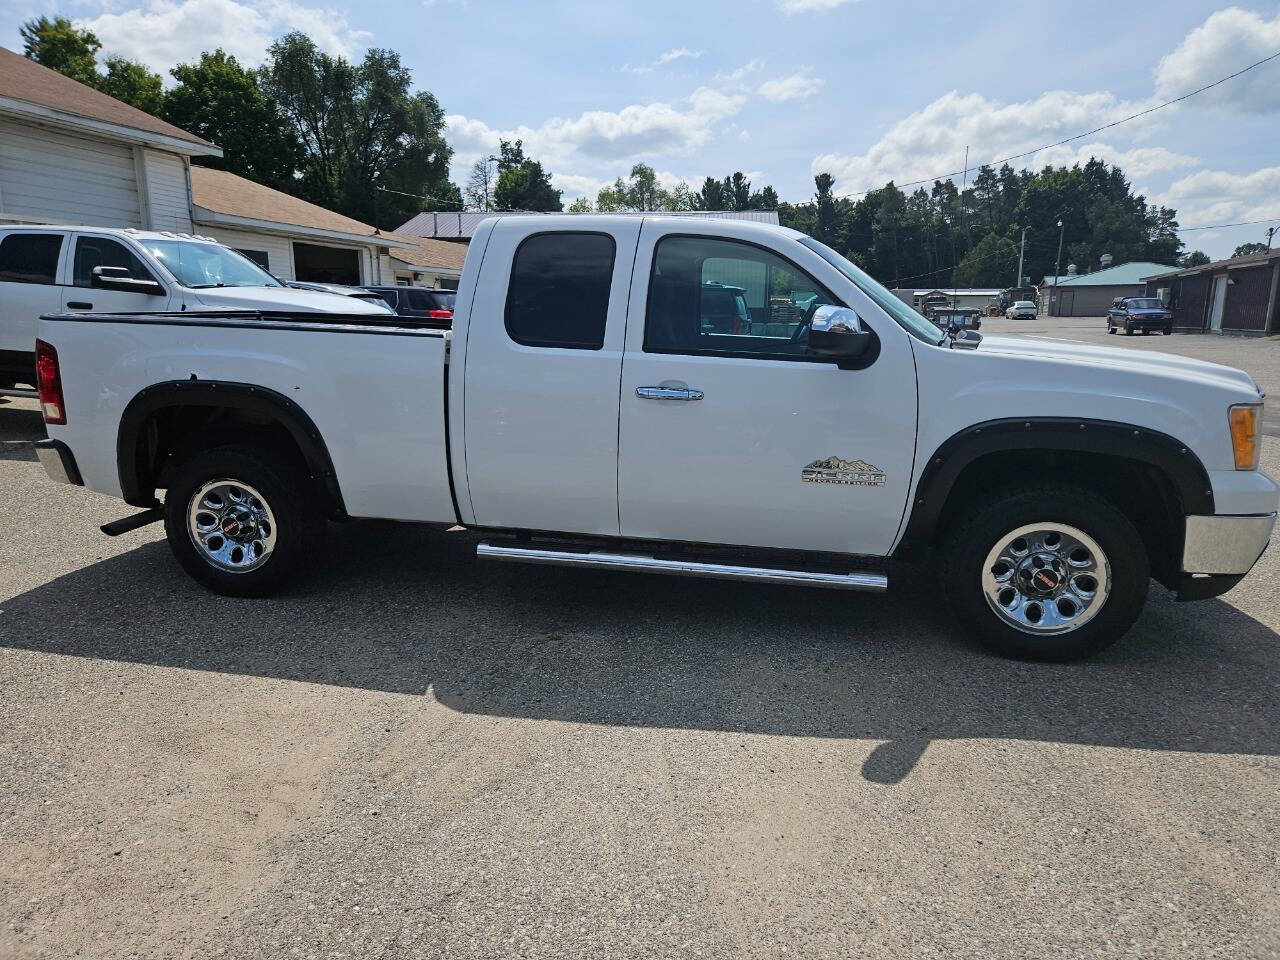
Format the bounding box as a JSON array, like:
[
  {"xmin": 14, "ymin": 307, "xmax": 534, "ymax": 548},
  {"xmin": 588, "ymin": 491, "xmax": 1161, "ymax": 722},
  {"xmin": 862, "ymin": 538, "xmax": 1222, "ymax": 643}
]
[{"xmin": 1182, "ymin": 513, "xmax": 1276, "ymax": 575}]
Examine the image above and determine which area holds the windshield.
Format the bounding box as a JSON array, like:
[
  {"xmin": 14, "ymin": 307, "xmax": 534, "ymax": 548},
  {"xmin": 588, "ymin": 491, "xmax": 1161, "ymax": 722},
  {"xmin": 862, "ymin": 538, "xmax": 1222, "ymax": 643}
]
[
  {"xmin": 144, "ymin": 240, "xmax": 281, "ymax": 288},
  {"xmin": 1127, "ymin": 298, "xmax": 1163, "ymax": 309},
  {"xmin": 799, "ymin": 237, "xmax": 946, "ymax": 345}
]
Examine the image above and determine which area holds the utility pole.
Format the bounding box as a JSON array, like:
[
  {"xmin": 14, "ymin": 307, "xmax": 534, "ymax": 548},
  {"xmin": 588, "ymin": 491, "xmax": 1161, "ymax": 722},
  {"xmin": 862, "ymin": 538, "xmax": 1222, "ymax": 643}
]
[
  {"xmin": 1016, "ymin": 226, "xmax": 1028, "ymax": 288},
  {"xmin": 1267, "ymin": 225, "xmax": 1277, "ymax": 250},
  {"xmin": 1052, "ymin": 219, "xmax": 1064, "ymax": 316}
]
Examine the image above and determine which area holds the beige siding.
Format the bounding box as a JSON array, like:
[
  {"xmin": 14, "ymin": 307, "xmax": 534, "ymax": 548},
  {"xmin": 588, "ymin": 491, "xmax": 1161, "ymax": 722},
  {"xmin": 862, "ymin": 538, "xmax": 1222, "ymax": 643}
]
[
  {"xmin": 199, "ymin": 226, "xmax": 295, "ymax": 279},
  {"xmin": 141, "ymin": 150, "xmax": 192, "ymax": 232},
  {"xmin": 0, "ymin": 117, "xmax": 140, "ymax": 226}
]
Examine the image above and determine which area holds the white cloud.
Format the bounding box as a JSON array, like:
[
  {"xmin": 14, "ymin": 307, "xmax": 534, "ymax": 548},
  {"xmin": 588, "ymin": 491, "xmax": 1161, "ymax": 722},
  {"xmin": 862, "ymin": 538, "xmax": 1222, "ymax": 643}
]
[
  {"xmin": 777, "ymin": 0, "xmax": 856, "ymax": 12},
  {"xmin": 715, "ymin": 59, "xmax": 764, "ymax": 83},
  {"xmin": 1155, "ymin": 165, "xmax": 1280, "ymax": 228},
  {"xmin": 79, "ymin": 0, "xmax": 370, "ymax": 73},
  {"xmin": 446, "ymin": 86, "xmax": 746, "ymax": 169},
  {"xmin": 757, "ymin": 71, "xmax": 824, "ymax": 102},
  {"xmin": 1155, "ymin": 7, "xmax": 1280, "ymax": 114},
  {"xmin": 622, "ymin": 46, "xmax": 704, "ymax": 74},
  {"xmin": 811, "ymin": 89, "xmax": 1163, "ymax": 195},
  {"xmin": 1031, "ymin": 142, "xmax": 1197, "ymax": 180}
]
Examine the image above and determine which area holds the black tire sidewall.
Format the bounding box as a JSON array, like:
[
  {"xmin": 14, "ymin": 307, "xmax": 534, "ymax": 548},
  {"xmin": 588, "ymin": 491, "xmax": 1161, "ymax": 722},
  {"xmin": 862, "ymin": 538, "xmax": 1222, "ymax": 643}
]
[
  {"xmin": 943, "ymin": 488, "xmax": 1150, "ymax": 661},
  {"xmin": 163, "ymin": 445, "xmax": 318, "ymax": 597}
]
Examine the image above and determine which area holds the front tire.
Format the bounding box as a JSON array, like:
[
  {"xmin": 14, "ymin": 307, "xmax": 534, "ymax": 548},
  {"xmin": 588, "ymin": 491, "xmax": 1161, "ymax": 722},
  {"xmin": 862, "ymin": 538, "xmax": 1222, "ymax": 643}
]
[
  {"xmin": 1163, "ymin": 325, "xmax": 1172, "ymax": 335},
  {"xmin": 163, "ymin": 444, "xmax": 321, "ymax": 597},
  {"xmin": 942, "ymin": 486, "xmax": 1149, "ymax": 661},
  {"xmin": 1125, "ymin": 321, "xmax": 1134, "ymax": 336}
]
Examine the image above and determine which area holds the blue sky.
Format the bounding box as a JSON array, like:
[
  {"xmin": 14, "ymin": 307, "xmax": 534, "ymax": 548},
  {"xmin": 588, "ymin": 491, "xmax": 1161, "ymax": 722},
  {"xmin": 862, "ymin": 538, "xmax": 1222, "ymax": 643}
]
[{"xmin": 3, "ymin": 0, "xmax": 1278, "ymax": 257}]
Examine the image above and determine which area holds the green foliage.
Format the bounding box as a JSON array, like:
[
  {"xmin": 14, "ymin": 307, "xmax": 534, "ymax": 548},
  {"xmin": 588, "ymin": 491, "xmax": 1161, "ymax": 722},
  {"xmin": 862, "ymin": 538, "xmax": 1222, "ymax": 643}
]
[
  {"xmin": 567, "ymin": 196, "xmax": 593, "ymax": 213},
  {"xmin": 691, "ymin": 172, "xmax": 779, "ymax": 212},
  {"xmin": 1182, "ymin": 250, "xmax": 1211, "ymax": 267},
  {"xmin": 595, "ymin": 164, "xmax": 694, "ymax": 211},
  {"xmin": 20, "ymin": 16, "xmax": 99, "ymax": 86},
  {"xmin": 780, "ymin": 158, "xmax": 1183, "ymax": 288},
  {"xmin": 260, "ymin": 33, "xmax": 459, "ymax": 224},
  {"xmin": 21, "ymin": 15, "xmax": 164, "ymax": 115},
  {"xmin": 492, "ymin": 139, "xmax": 562, "ymax": 211},
  {"xmin": 1232, "ymin": 242, "xmax": 1268, "ymax": 258},
  {"xmin": 164, "ymin": 50, "xmax": 301, "ymax": 188}
]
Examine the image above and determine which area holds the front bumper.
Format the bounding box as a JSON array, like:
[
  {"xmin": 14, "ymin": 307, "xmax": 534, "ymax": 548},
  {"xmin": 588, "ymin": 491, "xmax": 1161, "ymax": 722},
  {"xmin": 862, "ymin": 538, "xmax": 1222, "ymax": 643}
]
[
  {"xmin": 1177, "ymin": 512, "xmax": 1275, "ymax": 600},
  {"xmin": 34, "ymin": 438, "xmax": 83, "ymax": 486}
]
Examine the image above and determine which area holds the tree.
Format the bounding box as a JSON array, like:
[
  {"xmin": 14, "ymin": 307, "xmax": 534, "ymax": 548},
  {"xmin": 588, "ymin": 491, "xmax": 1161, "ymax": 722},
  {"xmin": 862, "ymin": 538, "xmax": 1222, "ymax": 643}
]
[
  {"xmin": 1182, "ymin": 250, "xmax": 1211, "ymax": 267},
  {"xmin": 261, "ymin": 33, "xmax": 460, "ymax": 225},
  {"xmin": 1232, "ymin": 242, "xmax": 1268, "ymax": 258},
  {"xmin": 465, "ymin": 157, "xmax": 496, "ymax": 211},
  {"xmin": 953, "ymin": 232, "xmax": 1019, "ymax": 287},
  {"xmin": 813, "ymin": 173, "xmax": 837, "ymax": 245},
  {"xmin": 594, "ymin": 163, "xmax": 688, "ymax": 211},
  {"xmin": 491, "ymin": 139, "xmax": 562, "ymax": 211},
  {"xmin": 164, "ymin": 50, "xmax": 300, "ymax": 187},
  {"xmin": 694, "ymin": 176, "xmax": 727, "ymax": 211},
  {"xmin": 567, "ymin": 196, "xmax": 593, "ymax": 213},
  {"xmin": 724, "ymin": 172, "xmax": 751, "ymax": 211},
  {"xmin": 21, "ymin": 15, "xmax": 164, "ymax": 115},
  {"xmin": 20, "ymin": 16, "xmax": 99, "ymax": 87}
]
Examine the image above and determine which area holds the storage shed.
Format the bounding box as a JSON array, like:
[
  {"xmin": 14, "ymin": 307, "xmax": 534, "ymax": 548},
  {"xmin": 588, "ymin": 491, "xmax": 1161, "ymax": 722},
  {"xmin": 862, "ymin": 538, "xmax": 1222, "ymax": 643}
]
[{"xmin": 1143, "ymin": 250, "xmax": 1280, "ymax": 335}]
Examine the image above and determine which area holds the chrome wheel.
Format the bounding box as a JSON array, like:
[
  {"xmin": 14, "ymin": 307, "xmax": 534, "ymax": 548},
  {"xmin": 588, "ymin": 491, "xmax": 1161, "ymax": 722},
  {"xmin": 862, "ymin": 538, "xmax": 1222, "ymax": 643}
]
[
  {"xmin": 981, "ymin": 522, "xmax": 1111, "ymax": 635},
  {"xmin": 186, "ymin": 479, "xmax": 277, "ymax": 573}
]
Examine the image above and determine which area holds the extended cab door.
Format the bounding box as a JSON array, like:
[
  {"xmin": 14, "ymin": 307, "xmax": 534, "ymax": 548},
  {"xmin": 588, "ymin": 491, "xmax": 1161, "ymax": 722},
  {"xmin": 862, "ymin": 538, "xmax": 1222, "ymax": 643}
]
[
  {"xmin": 460, "ymin": 219, "xmax": 642, "ymax": 535},
  {"xmin": 61, "ymin": 233, "xmax": 176, "ymax": 314},
  {"xmin": 616, "ymin": 221, "xmax": 918, "ymax": 556},
  {"xmin": 0, "ymin": 229, "xmax": 69, "ymax": 383}
]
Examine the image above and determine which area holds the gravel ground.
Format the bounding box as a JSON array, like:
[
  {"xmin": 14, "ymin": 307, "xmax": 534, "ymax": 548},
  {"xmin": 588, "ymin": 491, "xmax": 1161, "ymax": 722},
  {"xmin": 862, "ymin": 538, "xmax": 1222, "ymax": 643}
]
[{"xmin": 1, "ymin": 322, "xmax": 1278, "ymax": 959}]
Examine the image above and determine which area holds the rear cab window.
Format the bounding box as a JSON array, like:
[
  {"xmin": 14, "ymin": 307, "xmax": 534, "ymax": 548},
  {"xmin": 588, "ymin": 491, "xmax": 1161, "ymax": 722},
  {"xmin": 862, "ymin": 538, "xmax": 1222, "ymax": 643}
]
[
  {"xmin": 505, "ymin": 232, "xmax": 616, "ymax": 349},
  {"xmin": 0, "ymin": 233, "xmax": 64, "ymax": 284}
]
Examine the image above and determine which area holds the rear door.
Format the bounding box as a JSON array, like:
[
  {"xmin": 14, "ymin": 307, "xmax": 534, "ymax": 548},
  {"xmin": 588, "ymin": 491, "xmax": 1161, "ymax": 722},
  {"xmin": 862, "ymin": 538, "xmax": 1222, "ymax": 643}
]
[
  {"xmin": 62, "ymin": 233, "xmax": 174, "ymax": 314},
  {"xmin": 0, "ymin": 230, "xmax": 68, "ymax": 383},
  {"xmin": 461, "ymin": 220, "xmax": 642, "ymax": 535},
  {"xmin": 616, "ymin": 222, "xmax": 918, "ymax": 556}
]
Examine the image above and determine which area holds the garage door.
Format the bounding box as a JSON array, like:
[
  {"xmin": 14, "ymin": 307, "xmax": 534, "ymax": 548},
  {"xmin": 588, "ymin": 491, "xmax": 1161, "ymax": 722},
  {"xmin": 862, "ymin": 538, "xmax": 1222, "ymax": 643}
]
[
  {"xmin": 293, "ymin": 243, "xmax": 360, "ymax": 284},
  {"xmin": 0, "ymin": 119, "xmax": 141, "ymax": 227}
]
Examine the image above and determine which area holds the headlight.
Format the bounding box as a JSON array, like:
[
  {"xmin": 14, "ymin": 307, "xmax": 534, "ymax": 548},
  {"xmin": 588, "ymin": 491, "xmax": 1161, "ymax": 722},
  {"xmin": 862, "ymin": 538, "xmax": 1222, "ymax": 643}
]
[{"xmin": 1229, "ymin": 404, "xmax": 1262, "ymax": 470}]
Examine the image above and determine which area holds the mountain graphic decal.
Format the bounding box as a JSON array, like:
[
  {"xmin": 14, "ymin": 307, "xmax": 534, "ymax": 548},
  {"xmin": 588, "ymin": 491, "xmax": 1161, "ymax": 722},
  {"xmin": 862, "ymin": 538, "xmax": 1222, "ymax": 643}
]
[{"xmin": 801, "ymin": 456, "xmax": 887, "ymax": 486}]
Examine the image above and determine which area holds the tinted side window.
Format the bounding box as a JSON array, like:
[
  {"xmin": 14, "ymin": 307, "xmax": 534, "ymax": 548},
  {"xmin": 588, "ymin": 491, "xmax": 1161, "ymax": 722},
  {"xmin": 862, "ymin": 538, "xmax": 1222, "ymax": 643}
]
[
  {"xmin": 73, "ymin": 237, "xmax": 155, "ymax": 287},
  {"xmin": 645, "ymin": 236, "xmax": 835, "ymax": 358},
  {"xmin": 505, "ymin": 232, "xmax": 615, "ymax": 349},
  {"xmin": 371, "ymin": 289, "xmax": 399, "ymax": 309},
  {"xmin": 407, "ymin": 289, "xmax": 435, "ymax": 312},
  {"xmin": 0, "ymin": 234, "xmax": 63, "ymax": 284}
]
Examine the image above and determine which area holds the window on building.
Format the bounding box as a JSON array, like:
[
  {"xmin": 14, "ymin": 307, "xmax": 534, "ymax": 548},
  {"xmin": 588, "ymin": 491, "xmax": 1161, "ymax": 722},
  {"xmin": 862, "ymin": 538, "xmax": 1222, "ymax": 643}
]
[
  {"xmin": 505, "ymin": 232, "xmax": 615, "ymax": 349},
  {"xmin": 645, "ymin": 235, "xmax": 835, "ymax": 358},
  {"xmin": 0, "ymin": 234, "xmax": 63, "ymax": 284},
  {"xmin": 234, "ymin": 248, "xmax": 270, "ymax": 271},
  {"xmin": 72, "ymin": 236, "xmax": 157, "ymax": 287},
  {"xmin": 293, "ymin": 242, "xmax": 360, "ymax": 285},
  {"xmin": 438, "ymin": 277, "xmax": 460, "ymax": 291}
]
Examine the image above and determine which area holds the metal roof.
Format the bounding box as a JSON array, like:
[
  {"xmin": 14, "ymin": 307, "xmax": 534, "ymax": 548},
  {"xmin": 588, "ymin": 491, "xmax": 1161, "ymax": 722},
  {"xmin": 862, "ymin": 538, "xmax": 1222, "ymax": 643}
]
[
  {"xmin": 1042, "ymin": 261, "xmax": 1175, "ymax": 287},
  {"xmin": 395, "ymin": 209, "xmax": 781, "ymax": 239},
  {"xmin": 1141, "ymin": 248, "xmax": 1280, "ymax": 282}
]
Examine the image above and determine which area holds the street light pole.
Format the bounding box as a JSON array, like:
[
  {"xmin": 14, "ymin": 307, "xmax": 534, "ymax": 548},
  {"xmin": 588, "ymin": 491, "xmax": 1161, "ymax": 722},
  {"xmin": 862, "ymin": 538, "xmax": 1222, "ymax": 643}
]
[
  {"xmin": 1016, "ymin": 226, "xmax": 1028, "ymax": 288},
  {"xmin": 1267, "ymin": 225, "xmax": 1277, "ymax": 251},
  {"xmin": 1052, "ymin": 219, "xmax": 1064, "ymax": 316}
]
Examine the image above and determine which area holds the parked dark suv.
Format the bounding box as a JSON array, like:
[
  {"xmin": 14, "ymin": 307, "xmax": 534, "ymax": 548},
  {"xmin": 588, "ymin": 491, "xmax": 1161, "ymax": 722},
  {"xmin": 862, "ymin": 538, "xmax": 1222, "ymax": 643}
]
[
  {"xmin": 1107, "ymin": 297, "xmax": 1173, "ymax": 336},
  {"xmin": 364, "ymin": 286, "xmax": 457, "ymax": 326}
]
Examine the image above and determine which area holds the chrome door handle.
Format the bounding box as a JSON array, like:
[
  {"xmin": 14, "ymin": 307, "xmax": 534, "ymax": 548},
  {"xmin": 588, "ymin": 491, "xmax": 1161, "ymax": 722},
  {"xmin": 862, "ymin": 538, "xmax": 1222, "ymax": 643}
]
[{"xmin": 636, "ymin": 386, "xmax": 704, "ymax": 401}]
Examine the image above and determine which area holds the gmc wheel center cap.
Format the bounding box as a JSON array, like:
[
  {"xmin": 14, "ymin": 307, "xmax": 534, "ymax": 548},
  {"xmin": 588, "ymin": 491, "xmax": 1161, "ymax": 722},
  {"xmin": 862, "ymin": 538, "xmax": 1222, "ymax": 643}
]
[{"xmin": 1020, "ymin": 555, "xmax": 1064, "ymax": 594}]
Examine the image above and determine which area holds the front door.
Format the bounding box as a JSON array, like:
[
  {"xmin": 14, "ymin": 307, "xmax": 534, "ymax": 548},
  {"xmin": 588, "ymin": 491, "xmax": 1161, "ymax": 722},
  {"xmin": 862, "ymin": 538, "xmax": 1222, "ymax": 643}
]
[
  {"xmin": 1209, "ymin": 275, "xmax": 1227, "ymax": 331},
  {"xmin": 63, "ymin": 233, "xmax": 172, "ymax": 314},
  {"xmin": 617, "ymin": 226, "xmax": 918, "ymax": 557}
]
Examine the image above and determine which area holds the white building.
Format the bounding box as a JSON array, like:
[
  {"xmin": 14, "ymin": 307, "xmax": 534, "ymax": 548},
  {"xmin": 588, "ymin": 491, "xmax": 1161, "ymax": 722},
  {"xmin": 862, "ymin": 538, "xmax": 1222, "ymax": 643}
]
[{"xmin": 0, "ymin": 46, "xmax": 458, "ymax": 287}]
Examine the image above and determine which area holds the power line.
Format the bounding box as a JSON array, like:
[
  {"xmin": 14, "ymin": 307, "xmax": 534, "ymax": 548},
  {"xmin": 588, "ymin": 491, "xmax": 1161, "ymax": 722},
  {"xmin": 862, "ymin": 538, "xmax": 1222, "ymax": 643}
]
[
  {"xmin": 839, "ymin": 49, "xmax": 1280, "ymax": 199},
  {"xmin": 1177, "ymin": 216, "xmax": 1280, "ymax": 232}
]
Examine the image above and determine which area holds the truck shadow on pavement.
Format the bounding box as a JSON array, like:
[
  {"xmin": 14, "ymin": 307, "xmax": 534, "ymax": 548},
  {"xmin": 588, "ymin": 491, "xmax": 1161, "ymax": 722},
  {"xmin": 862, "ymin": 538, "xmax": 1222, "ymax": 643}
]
[
  {"xmin": 0, "ymin": 405, "xmax": 42, "ymax": 462},
  {"xmin": 2, "ymin": 519, "xmax": 1277, "ymax": 784}
]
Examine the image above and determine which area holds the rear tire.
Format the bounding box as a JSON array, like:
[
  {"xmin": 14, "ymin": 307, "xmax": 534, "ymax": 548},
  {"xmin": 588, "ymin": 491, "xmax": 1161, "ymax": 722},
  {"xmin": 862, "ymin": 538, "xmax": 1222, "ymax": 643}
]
[
  {"xmin": 942, "ymin": 485, "xmax": 1149, "ymax": 661},
  {"xmin": 163, "ymin": 444, "xmax": 321, "ymax": 597}
]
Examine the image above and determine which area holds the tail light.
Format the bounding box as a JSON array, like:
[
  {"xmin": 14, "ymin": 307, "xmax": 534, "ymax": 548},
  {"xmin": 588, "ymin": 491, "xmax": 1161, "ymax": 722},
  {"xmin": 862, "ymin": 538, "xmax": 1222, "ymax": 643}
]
[
  {"xmin": 35, "ymin": 339, "xmax": 66, "ymax": 425},
  {"xmin": 427, "ymin": 309, "xmax": 453, "ymax": 320}
]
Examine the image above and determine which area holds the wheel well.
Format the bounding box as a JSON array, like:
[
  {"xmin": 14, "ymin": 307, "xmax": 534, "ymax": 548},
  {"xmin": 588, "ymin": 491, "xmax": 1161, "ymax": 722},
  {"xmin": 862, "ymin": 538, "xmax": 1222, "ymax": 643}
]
[
  {"xmin": 118, "ymin": 385, "xmax": 345, "ymax": 518},
  {"xmin": 932, "ymin": 449, "xmax": 1185, "ymax": 587}
]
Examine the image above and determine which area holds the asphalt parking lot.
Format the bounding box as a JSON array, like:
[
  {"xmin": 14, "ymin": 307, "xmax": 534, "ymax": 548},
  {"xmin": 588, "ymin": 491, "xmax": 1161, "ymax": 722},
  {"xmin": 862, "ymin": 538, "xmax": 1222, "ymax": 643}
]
[{"xmin": 2, "ymin": 318, "xmax": 1278, "ymax": 959}]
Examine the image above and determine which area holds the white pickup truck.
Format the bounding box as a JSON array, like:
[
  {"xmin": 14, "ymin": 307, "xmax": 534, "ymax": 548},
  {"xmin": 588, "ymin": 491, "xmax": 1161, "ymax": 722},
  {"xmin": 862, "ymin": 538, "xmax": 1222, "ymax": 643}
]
[
  {"xmin": 0, "ymin": 225, "xmax": 389, "ymax": 394},
  {"xmin": 32, "ymin": 216, "xmax": 1278, "ymax": 661}
]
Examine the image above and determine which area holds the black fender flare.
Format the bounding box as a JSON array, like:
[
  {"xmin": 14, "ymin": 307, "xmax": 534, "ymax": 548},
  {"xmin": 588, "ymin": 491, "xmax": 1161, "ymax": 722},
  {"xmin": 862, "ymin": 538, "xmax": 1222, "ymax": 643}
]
[
  {"xmin": 892, "ymin": 417, "xmax": 1214, "ymax": 557},
  {"xmin": 117, "ymin": 380, "xmax": 346, "ymax": 515}
]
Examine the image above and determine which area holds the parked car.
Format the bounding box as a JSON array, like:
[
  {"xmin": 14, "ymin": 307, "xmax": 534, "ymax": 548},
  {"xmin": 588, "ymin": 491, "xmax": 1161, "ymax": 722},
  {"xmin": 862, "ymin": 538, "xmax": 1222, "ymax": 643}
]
[
  {"xmin": 284, "ymin": 280, "xmax": 396, "ymax": 313},
  {"xmin": 1108, "ymin": 297, "xmax": 1173, "ymax": 336},
  {"xmin": 1006, "ymin": 300, "xmax": 1037, "ymax": 320},
  {"xmin": 34, "ymin": 215, "xmax": 1276, "ymax": 662},
  {"xmin": 364, "ymin": 285, "xmax": 456, "ymax": 326},
  {"xmin": 0, "ymin": 226, "xmax": 389, "ymax": 393}
]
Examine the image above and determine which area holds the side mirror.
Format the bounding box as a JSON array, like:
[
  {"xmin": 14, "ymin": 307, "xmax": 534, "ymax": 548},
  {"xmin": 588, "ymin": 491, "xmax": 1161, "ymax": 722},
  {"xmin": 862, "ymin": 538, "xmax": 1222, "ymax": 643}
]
[
  {"xmin": 91, "ymin": 265, "xmax": 164, "ymax": 296},
  {"xmin": 807, "ymin": 305, "xmax": 879, "ymax": 370}
]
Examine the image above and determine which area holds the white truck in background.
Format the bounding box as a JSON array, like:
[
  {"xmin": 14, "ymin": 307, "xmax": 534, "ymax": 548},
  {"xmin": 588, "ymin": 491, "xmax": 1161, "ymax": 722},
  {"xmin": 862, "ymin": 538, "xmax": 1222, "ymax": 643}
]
[
  {"xmin": 0, "ymin": 225, "xmax": 390, "ymax": 395},
  {"xmin": 32, "ymin": 215, "xmax": 1278, "ymax": 661}
]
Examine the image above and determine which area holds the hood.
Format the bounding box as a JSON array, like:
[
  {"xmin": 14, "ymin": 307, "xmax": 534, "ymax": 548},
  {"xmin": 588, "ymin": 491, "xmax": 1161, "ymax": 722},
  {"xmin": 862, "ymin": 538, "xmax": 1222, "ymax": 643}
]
[
  {"xmin": 977, "ymin": 334, "xmax": 1262, "ymax": 398},
  {"xmin": 187, "ymin": 285, "xmax": 388, "ymax": 314}
]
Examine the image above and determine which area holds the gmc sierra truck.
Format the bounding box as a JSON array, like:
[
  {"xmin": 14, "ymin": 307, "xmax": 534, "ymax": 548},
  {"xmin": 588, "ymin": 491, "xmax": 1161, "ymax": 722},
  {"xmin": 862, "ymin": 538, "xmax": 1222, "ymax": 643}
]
[{"xmin": 32, "ymin": 216, "xmax": 1278, "ymax": 661}]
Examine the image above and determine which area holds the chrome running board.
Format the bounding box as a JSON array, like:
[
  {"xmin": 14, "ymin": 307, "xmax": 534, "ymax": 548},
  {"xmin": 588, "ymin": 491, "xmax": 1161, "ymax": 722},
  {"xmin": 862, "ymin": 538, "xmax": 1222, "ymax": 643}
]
[{"xmin": 476, "ymin": 542, "xmax": 888, "ymax": 592}]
